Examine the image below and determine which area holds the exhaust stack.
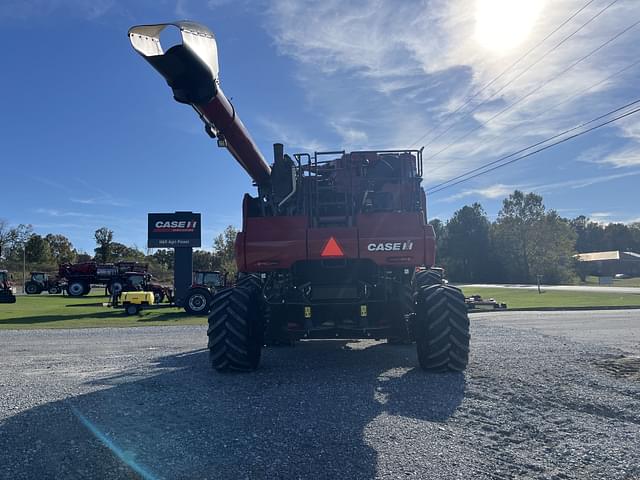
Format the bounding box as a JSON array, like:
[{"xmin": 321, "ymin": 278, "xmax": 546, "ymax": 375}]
[{"xmin": 128, "ymin": 21, "xmax": 271, "ymax": 187}]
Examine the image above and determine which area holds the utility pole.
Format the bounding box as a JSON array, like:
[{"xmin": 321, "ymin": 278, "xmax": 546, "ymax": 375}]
[{"xmin": 22, "ymin": 244, "xmax": 26, "ymax": 294}]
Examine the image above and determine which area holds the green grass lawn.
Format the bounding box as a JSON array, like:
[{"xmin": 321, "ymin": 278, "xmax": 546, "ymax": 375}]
[
  {"xmin": 577, "ymin": 276, "xmax": 640, "ymax": 288},
  {"xmin": 0, "ymin": 293, "xmax": 206, "ymax": 329},
  {"xmin": 461, "ymin": 287, "xmax": 640, "ymax": 309},
  {"xmin": 1, "ymin": 287, "xmax": 639, "ymax": 330}
]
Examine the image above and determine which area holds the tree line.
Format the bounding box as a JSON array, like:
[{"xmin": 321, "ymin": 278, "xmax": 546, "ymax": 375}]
[
  {"xmin": 2, "ymin": 190, "xmax": 638, "ymax": 285},
  {"xmin": 432, "ymin": 190, "xmax": 640, "ymax": 284},
  {"xmin": 0, "ymin": 221, "xmax": 239, "ymax": 281}
]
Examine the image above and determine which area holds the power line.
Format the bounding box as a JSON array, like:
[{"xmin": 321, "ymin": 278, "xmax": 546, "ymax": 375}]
[
  {"xmin": 427, "ymin": 104, "xmax": 640, "ymax": 195},
  {"xmin": 426, "ymin": 57, "xmax": 640, "ymax": 191},
  {"xmin": 424, "ymin": 16, "xmax": 640, "ymax": 168},
  {"xmin": 411, "ymin": 0, "xmax": 613, "ymax": 149},
  {"xmin": 427, "ymin": 98, "xmax": 640, "ymax": 192}
]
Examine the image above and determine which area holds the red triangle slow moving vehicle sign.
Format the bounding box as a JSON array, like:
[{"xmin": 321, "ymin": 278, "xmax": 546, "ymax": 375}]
[{"xmin": 321, "ymin": 237, "xmax": 344, "ymax": 257}]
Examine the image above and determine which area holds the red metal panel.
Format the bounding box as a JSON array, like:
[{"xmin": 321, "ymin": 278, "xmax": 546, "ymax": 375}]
[
  {"xmin": 243, "ymin": 216, "xmax": 308, "ymax": 271},
  {"xmin": 357, "ymin": 212, "xmax": 427, "ymax": 266},
  {"xmin": 307, "ymin": 228, "xmax": 359, "ymax": 260}
]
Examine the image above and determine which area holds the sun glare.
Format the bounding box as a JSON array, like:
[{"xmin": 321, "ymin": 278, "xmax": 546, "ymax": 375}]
[{"xmin": 475, "ymin": 0, "xmax": 545, "ymax": 54}]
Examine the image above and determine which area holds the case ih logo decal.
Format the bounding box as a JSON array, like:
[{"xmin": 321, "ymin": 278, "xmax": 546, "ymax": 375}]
[
  {"xmin": 153, "ymin": 220, "xmax": 198, "ymax": 233},
  {"xmin": 148, "ymin": 212, "xmax": 201, "ymax": 248},
  {"xmin": 367, "ymin": 241, "xmax": 414, "ymax": 252}
]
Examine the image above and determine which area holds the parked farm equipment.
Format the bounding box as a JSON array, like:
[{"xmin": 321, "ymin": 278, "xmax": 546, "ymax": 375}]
[
  {"xmin": 129, "ymin": 21, "xmax": 470, "ymax": 372},
  {"xmin": 58, "ymin": 261, "xmax": 149, "ymax": 296},
  {"xmin": 179, "ymin": 270, "xmax": 227, "ymax": 315},
  {"xmin": 24, "ymin": 272, "xmax": 64, "ymax": 295},
  {"xmin": 0, "ymin": 270, "xmax": 16, "ymax": 304}
]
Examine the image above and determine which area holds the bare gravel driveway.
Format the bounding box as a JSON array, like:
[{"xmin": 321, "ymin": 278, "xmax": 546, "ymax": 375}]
[{"xmin": 0, "ymin": 310, "xmax": 639, "ymax": 479}]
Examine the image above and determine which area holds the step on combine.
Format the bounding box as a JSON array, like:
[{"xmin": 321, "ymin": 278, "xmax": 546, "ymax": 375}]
[{"xmin": 129, "ymin": 21, "xmax": 470, "ymax": 372}]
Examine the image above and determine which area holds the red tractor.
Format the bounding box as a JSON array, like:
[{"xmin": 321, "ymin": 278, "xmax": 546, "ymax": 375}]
[
  {"xmin": 181, "ymin": 270, "xmax": 227, "ymax": 315},
  {"xmin": 129, "ymin": 21, "xmax": 470, "ymax": 372},
  {"xmin": 0, "ymin": 270, "xmax": 16, "ymax": 304}
]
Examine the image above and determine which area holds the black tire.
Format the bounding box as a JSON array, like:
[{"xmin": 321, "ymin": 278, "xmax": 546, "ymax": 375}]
[
  {"xmin": 184, "ymin": 289, "xmax": 212, "ymax": 315},
  {"xmin": 25, "ymin": 282, "xmax": 41, "ymax": 295},
  {"xmin": 108, "ymin": 281, "xmax": 124, "ymax": 296},
  {"xmin": 126, "ymin": 304, "xmax": 139, "ymax": 316},
  {"xmin": 48, "ymin": 286, "xmax": 61, "ymax": 295},
  {"xmin": 415, "ymin": 269, "xmax": 443, "ymax": 288},
  {"xmin": 207, "ymin": 276, "xmax": 265, "ymax": 372},
  {"xmin": 67, "ymin": 281, "xmax": 86, "ymax": 297},
  {"xmin": 415, "ymin": 284, "xmax": 470, "ymax": 372}
]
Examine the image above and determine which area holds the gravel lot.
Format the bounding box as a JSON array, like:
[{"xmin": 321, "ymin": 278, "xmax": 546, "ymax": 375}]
[{"xmin": 1, "ymin": 311, "xmax": 639, "ymax": 479}]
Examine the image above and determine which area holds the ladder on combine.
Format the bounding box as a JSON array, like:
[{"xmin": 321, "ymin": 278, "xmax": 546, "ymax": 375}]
[{"xmin": 308, "ymin": 151, "xmax": 353, "ymax": 228}]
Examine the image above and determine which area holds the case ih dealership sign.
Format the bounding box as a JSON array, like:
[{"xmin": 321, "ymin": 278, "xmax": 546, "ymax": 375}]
[{"xmin": 148, "ymin": 212, "xmax": 201, "ymax": 248}]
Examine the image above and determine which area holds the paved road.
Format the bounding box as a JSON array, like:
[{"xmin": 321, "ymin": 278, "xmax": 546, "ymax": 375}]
[
  {"xmin": 460, "ymin": 283, "xmax": 640, "ymax": 294},
  {"xmin": 1, "ymin": 311, "xmax": 639, "ymax": 479}
]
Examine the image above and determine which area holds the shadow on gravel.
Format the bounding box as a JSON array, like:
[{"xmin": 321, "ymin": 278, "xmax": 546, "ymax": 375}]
[
  {"xmin": 0, "ymin": 341, "xmax": 465, "ymax": 479},
  {"xmin": 0, "ymin": 311, "xmax": 118, "ymax": 326}
]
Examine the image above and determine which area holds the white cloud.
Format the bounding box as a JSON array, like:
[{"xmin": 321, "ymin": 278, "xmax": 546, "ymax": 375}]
[
  {"xmin": 598, "ymin": 147, "xmax": 640, "ymax": 168},
  {"xmin": 257, "ymin": 116, "xmax": 327, "ymax": 152},
  {"xmin": 444, "ymin": 183, "xmax": 515, "ymax": 201},
  {"xmin": 35, "ymin": 208, "xmax": 98, "ymax": 218},
  {"xmin": 264, "ymin": 0, "xmax": 640, "ymax": 185},
  {"xmin": 435, "ymin": 170, "xmax": 640, "ymax": 203}
]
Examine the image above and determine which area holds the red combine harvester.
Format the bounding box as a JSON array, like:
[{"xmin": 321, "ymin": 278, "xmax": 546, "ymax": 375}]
[{"xmin": 129, "ymin": 21, "xmax": 470, "ymax": 372}]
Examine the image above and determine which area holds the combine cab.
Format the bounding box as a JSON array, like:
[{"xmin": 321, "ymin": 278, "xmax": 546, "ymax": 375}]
[
  {"xmin": 129, "ymin": 21, "xmax": 470, "ymax": 372},
  {"xmin": 0, "ymin": 270, "xmax": 16, "ymax": 304}
]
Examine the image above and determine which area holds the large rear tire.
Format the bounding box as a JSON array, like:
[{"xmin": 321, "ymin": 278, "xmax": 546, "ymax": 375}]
[
  {"xmin": 207, "ymin": 275, "xmax": 265, "ymax": 372},
  {"xmin": 183, "ymin": 288, "xmax": 212, "ymax": 315},
  {"xmin": 107, "ymin": 281, "xmax": 124, "ymax": 296},
  {"xmin": 67, "ymin": 281, "xmax": 86, "ymax": 297},
  {"xmin": 415, "ymin": 269, "xmax": 443, "ymax": 288},
  {"xmin": 25, "ymin": 282, "xmax": 41, "ymax": 295},
  {"xmin": 415, "ymin": 284, "xmax": 470, "ymax": 372}
]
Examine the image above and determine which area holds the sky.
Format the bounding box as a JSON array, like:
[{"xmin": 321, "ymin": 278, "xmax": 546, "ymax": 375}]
[{"xmin": 0, "ymin": 0, "xmax": 639, "ymax": 253}]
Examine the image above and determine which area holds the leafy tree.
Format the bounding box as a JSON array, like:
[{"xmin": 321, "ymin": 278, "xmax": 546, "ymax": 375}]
[
  {"xmin": 109, "ymin": 242, "xmax": 145, "ymax": 261},
  {"xmin": 4, "ymin": 224, "xmax": 34, "ymax": 264},
  {"xmin": 527, "ymin": 212, "xmax": 577, "ymax": 284},
  {"xmin": 429, "ymin": 218, "xmax": 448, "ymax": 267},
  {"xmin": 603, "ymin": 223, "xmax": 634, "ymax": 251},
  {"xmin": 94, "ymin": 227, "xmax": 114, "ymax": 263},
  {"xmin": 571, "ymin": 216, "xmax": 606, "ymax": 253},
  {"xmin": 25, "ymin": 235, "xmax": 52, "ymax": 264},
  {"xmin": 212, "ymin": 225, "xmax": 238, "ymax": 276},
  {"xmin": 0, "ymin": 219, "xmax": 12, "ymax": 261},
  {"xmin": 492, "ymin": 191, "xmax": 545, "ymax": 282},
  {"xmin": 76, "ymin": 252, "xmax": 93, "ymax": 263},
  {"xmin": 151, "ymin": 249, "xmax": 174, "ymax": 270},
  {"xmin": 45, "ymin": 234, "xmax": 77, "ymax": 264},
  {"xmin": 443, "ymin": 203, "xmax": 491, "ymax": 282},
  {"xmin": 193, "ymin": 250, "xmax": 215, "ymax": 271},
  {"xmin": 630, "ymin": 222, "xmax": 640, "ymax": 252}
]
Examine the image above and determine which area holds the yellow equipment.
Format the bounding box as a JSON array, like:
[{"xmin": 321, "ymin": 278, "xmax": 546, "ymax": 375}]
[{"xmin": 121, "ymin": 291, "xmax": 155, "ymax": 315}]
